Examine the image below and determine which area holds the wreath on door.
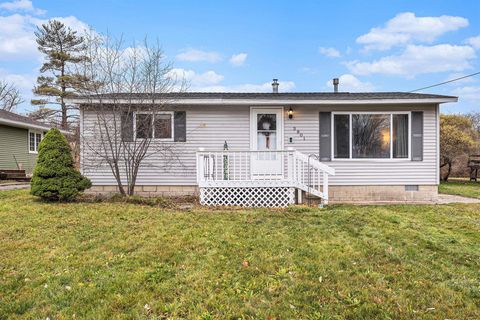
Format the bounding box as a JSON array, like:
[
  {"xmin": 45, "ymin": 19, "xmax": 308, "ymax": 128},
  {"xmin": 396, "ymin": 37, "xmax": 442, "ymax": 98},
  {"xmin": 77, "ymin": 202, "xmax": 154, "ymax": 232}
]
[{"xmin": 258, "ymin": 114, "xmax": 276, "ymax": 131}]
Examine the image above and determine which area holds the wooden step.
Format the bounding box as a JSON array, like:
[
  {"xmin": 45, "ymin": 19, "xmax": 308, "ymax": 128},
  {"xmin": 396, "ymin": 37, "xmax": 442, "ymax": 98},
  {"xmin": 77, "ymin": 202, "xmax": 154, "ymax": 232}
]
[
  {"xmin": 4, "ymin": 174, "xmax": 27, "ymax": 179},
  {"xmin": 0, "ymin": 169, "xmax": 26, "ymax": 174},
  {"xmin": 0, "ymin": 169, "xmax": 29, "ymax": 181},
  {"xmin": 0, "ymin": 176, "xmax": 30, "ymax": 182}
]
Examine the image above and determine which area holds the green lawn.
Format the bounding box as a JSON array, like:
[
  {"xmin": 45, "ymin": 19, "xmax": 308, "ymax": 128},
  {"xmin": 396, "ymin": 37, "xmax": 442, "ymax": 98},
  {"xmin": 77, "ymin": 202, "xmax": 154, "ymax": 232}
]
[
  {"xmin": 1, "ymin": 190, "xmax": 479, "ymax": 319},
  {"xmin": 439, "ymin": 179, "xmax": 480, "ymax": 199}
]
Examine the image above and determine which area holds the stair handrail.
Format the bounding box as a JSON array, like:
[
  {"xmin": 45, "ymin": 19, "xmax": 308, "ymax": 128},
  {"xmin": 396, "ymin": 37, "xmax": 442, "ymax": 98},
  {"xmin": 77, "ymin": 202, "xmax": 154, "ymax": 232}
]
[
  {"xmin": 293, "ymin": 151, "xmax": 335, "ymax": 175},
  {"xmin": 292, "ymin": 151, "xmax": 335, "ymax": 204}
]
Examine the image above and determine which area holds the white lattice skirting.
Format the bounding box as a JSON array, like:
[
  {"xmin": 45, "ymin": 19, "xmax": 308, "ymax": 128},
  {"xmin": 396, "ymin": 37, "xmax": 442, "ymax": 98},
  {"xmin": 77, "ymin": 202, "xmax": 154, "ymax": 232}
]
[{"xmin": 199, "ymin": 187, "xmax": 295, "ymax": 207}]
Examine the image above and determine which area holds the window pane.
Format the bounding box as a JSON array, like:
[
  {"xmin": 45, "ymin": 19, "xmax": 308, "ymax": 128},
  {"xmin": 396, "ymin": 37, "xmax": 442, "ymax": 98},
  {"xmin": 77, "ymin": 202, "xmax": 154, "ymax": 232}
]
[
  {"xmin": 257, "ymin": 132, "xmax": 277, "ymax": 150},
  {"xmin": 393, "ymin": 114, "xmax": 409, "ymax": 158},
  {"xmin": 136, "ymin": 114, "xmax": 153, "ymax": 139},
  {"xmin": 154, "ymin": 114, "xmax": 172, "ymax": 139},
  {"xmin": 29, "ymin": 132, "xmax": 35, "ymax": 151},
  {"xmin": 257, "ymin": 114, "xmax": 276, "ymax": 131},
  {"xmin": 352, "ymin": 114, "xmax": 390, "ymax": 158},
  {"xmin": 256, "ymin": 113, "xmax": 277, "ymax": 160},
  {"xmin": 36, "ymin": 133, "xmax": 42, "ymax": 151},
  {"xmin": 334, "ymin": 114, "xmax": 349, "ymax": 158}
]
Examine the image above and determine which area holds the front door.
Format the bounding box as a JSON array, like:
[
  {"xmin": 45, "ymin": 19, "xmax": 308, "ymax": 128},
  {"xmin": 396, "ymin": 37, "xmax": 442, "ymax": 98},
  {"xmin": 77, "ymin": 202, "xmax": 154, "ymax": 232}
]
[{"xmin": 251, "ymin": 107, "xmax": 284, "ymax": 179}]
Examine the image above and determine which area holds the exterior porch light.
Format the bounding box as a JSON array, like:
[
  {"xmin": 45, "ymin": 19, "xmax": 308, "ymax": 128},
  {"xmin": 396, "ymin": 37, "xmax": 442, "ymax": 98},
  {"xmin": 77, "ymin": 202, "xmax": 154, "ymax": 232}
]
[{"xmin": 288, "ymin": 107, "xmax": 293, "ymax": 119}]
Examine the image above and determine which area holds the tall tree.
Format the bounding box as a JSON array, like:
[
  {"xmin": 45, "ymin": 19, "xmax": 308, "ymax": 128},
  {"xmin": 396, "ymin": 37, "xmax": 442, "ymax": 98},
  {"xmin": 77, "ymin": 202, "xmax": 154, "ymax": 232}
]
[
  {"xmin": 440, "ymin": 114, "xmax": 477, "ymax": 181},
  {"xmin": 0, "ymin": 80, "xmax": 23, "ymax": 111},
  {"xmin": 80, "ymin": 32, "xmax": 186, "ymax": 196},
  {"xmin": 32, "ymin": 20, "xmax": 88, "ymax": 129}
]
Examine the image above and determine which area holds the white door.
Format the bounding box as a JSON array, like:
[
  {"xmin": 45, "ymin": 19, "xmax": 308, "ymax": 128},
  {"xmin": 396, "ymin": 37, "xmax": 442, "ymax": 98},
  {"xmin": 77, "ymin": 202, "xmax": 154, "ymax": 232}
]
[{"xmin": 251, "ymin": 108, "xmax": 284, "ymax": 179}]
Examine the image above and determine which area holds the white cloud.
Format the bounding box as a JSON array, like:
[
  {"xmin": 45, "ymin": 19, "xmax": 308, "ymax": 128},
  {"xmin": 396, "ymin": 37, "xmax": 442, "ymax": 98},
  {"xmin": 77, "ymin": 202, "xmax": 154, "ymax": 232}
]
[
  {"xmin": 0, "ymin": 14, "xmax": 39, "ymax": 59},
  {"xmin": 169, "ymin": 67, "xmax": 295, "ymax": 92},
  {"xmin": 0, "ymin": 68, "xmax": 35, "ymax": 91},
  {"xmin": 229, "ymin": 53, "xmax": 247, "ymax": 66},
  {"xmin": 318, "ymin": 47, "xmax": 341, "ymax": 58},
  {"xmin": 0, "ymin": 12, "xmax": 90, "ymax": 61},
  {"xmin": 325, "ymin": 74, "xmax": 375, "ymax": 92},
  {"xmin": 169, "ymin": 68, "xmax": 224, "ymax": 86},
  {"xmin": 51, "ymin": 16, "xmax": 90, "ymax": 34},
  {"xmin": 0, "ymin": 0, "xmax": 45, "ymax": 15},
  {"xmin": 451, "ymin": 86, "xmax": 480, "ymax": 102},
  {"xmin": 176, "ymin": 48, "xmax": 221, "ymax": 63},
  {"xmin": 357, "ymin": 12, "xmax": 469, "ymax": 51},
  {"xmin": 0, "ymin": 3, "xmax": 91, "ymax": 112},
  {"xmin": 466, "ymin": 35, "xmax": 480, "ymax": 49},
  {"xmin": 192, "ymin": 80, "xmax": 296, "ymax": 93},
  {"xmin": 0, "ymin": 68, "xmax": 37, "ymax": 112},
  {"xmin": 347, "ymin": 44, "xmax": 476, "ymax": 77}
]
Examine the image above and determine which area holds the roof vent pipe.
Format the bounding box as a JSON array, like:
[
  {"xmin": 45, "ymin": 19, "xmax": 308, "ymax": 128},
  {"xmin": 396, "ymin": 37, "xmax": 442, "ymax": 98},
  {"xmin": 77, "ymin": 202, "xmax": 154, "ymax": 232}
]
[
  {"xmin": 272, "ymin": 79, "xmax": 279, "ymax": 93},
  {"xmin": 333, "ymin": 78, "xmax": 339, "ymax": 93}
]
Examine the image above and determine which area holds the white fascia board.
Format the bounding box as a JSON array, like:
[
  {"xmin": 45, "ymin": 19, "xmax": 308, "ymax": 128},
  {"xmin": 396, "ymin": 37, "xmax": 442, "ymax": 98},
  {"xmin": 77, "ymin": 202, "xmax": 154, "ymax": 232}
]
[
  {"xmin": 66, "ymin": 97, "xmax": 458, "ymax": 105},
  {"xmin": 0, "ymin": 118, "xmax": 70, "ymax": 134}
]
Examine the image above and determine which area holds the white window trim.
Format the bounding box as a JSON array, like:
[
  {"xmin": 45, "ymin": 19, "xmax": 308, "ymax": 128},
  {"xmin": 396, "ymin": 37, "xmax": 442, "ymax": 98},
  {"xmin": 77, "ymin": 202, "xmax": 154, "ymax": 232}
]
[
  {"xmin": 133, "ymin": 111, "xmax": 174, "ymax": 141},
  {"xmin": 331, "ymin": 111, "xmax": 411, "ymax": 161},
  {"xmin": 28, "ymin": 130, "xmax": 43, "ymax": 154}
]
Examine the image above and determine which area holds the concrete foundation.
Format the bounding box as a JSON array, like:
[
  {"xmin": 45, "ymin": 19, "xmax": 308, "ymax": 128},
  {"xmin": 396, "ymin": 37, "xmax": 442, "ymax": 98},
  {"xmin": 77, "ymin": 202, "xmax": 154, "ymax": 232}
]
[
  {"xmin": 87, "ymin": 184, "xmax": 438, "ymax": 204},
  {"xmin": 87, "ymin": 185, "xmax": 199, "ymax": 197},
  {"xmin": 327, "ymin": 185, "xmax": 438, "ymax": 204}
]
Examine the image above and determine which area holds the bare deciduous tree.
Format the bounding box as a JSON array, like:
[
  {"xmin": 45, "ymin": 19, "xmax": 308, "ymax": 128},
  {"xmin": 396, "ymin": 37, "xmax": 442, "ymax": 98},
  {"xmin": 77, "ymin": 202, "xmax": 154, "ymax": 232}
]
[
  {"xmin": 79, "ymin": 32, "xmax": 186, "ymax": 196},
  {"xmin": 0, "ymin": 80, "xmax": 23, "ymax": 111}
]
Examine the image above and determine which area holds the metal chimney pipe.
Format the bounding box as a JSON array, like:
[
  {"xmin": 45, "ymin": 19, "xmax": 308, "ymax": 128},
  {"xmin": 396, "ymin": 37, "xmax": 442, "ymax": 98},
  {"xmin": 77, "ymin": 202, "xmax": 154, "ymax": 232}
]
[
  {"xmin": 272, "ymin": 79, "xmax": 279, "ymax": 93},
  {"xmin": 333, "ymin": 78, "xmax": 339, "ymax": 93}
]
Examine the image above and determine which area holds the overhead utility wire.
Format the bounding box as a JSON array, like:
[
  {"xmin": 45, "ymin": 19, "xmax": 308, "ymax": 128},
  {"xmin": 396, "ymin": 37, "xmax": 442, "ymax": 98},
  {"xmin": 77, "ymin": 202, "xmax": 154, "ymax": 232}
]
[{"xmin": 409, "ymin": 71, "xmax": 480, "ymax": 92}]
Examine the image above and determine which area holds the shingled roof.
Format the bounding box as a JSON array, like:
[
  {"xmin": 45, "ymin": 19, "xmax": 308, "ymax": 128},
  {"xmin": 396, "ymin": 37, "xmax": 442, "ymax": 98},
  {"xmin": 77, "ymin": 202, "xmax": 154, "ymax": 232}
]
[
  {"xmin": 0, "ymin": 109, "xmax": 54, "ymax": 131},
  {"xmin": 71, "ymin": 91, "xmax": 457, "ymax": 100}
]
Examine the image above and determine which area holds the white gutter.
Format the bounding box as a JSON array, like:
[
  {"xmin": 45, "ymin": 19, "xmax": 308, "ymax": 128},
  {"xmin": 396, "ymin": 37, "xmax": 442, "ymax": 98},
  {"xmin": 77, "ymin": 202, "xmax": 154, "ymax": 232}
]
[
  {"xmin": 0, "ymin": 118, "xmax": 70, "ymax": 134},
  {"xmin": 66, "ymin": 97, "xmax": 458, "ymax": 105}
]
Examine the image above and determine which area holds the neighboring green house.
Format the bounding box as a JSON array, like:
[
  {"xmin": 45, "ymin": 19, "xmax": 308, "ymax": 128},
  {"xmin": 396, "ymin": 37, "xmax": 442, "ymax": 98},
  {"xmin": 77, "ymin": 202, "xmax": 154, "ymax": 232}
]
[{"xmin": 0, "ymin": 109, "xmax": 57, "ymax": 174}]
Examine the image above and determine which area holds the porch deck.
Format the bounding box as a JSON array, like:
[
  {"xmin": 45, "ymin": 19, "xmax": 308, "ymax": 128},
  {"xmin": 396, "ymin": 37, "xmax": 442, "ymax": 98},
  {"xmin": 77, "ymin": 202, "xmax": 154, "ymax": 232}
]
[{"xmin": 196, "ymin": 149, "xmax": 335, "ymax": 207}]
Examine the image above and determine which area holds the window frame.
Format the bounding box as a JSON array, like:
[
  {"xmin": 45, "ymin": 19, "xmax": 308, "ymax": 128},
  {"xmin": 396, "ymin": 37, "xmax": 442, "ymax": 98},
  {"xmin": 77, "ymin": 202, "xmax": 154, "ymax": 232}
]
[
  {"xmin": 28, "ymin": 130, "xmax": 44, "ymax": 154},
  {"xmin": 133, "ymin": 111, "xmax": 174, "ymax": 141},
  {"xmin": 331, "ymin": 111, "xmax": 411, "ymax": 161}
]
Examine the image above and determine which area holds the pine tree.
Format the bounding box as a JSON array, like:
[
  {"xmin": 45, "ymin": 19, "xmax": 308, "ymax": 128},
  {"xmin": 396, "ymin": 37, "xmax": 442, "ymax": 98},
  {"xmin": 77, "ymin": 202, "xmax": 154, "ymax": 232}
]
[
  {"xmin": 32, "ymin": 20, "xmax": 88, "ymax": 129},
  {"xmin": 31, "ymin": 128, "xmax": 91, "ymax": 201}
]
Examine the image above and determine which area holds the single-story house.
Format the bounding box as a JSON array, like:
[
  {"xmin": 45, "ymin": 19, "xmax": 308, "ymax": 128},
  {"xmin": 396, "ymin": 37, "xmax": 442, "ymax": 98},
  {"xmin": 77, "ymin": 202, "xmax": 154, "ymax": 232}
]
[
  {"xmin": 70, "ymin": 79, "xmax": 457, "ymax": 206},
  {"xmin": 0, "ymin": 109, "xmax": 56, "ymax": 174}
]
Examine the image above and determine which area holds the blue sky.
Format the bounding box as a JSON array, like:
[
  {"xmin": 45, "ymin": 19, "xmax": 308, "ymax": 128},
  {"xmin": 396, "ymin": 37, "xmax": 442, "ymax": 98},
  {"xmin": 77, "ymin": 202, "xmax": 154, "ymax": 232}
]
[{"xmin": 1, "ymin": 0, "xmax": 479, "ymax": 113}]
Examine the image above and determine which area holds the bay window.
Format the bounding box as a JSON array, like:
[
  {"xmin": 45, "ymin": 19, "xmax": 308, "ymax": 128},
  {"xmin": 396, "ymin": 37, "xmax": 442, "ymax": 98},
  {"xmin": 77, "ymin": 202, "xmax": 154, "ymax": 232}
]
[{"xmin": 333, "ymin": 112, "xmax": 410, "ymax": 159}]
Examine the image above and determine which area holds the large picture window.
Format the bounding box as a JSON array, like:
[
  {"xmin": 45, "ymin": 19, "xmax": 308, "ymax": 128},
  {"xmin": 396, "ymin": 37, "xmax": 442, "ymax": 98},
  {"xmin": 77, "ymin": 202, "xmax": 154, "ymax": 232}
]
[
  {"xmin": 353, "ymin": 114, "xmax": 390, "ymax": 158},
  {"xmin": 333, "ymin": 113, "xmax": 410, "ymax": 160},
  {"xmin": 134, "ymin": 112, "xmax": 173, "ymax": 140}
]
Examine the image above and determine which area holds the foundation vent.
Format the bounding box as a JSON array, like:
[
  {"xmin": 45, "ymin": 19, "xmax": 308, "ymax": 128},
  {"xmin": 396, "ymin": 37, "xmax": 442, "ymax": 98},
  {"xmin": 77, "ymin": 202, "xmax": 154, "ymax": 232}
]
[{"xmin": 405, "ymin": 185, "xmax": 419, "ymax": 192}]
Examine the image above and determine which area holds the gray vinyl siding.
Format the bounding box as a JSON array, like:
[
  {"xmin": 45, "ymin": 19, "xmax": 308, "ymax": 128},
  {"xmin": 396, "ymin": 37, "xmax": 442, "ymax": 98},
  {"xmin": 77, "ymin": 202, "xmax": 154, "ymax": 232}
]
[
  {"xmin": 284, "ymin": 104, "xmax": 438, "ymax": 185},
  {"xmin": 81, "ymin": 104, "xmax": 439, "ymax": 186},
  {"xmin": 81, "ymin": 106, "xmax": 250, "ymax": 185},
  {"xmin": 0, "ymin": 124, "xmax": 38, "ymax": 173}
]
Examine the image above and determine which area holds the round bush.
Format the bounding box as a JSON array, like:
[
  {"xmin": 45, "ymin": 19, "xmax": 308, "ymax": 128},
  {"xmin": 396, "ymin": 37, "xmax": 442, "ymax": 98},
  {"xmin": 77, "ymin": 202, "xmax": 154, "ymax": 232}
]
[{"xmin": 31, "ymin": 128, "xmax": 91, "ymax": 201}]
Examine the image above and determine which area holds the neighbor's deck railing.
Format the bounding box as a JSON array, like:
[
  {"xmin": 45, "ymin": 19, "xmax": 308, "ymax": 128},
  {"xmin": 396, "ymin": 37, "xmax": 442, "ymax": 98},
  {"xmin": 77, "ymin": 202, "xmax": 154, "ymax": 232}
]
[{"xmin": 196, "ymin": 148, "xmax": 335, "ymax": 202}]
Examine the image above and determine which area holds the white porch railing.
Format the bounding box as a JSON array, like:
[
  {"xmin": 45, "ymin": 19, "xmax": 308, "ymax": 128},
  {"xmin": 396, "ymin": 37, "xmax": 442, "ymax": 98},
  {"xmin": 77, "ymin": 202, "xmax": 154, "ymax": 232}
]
[{"xmin": 196, "ymin": 148, "xmax": 335, "ymax": 205}]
